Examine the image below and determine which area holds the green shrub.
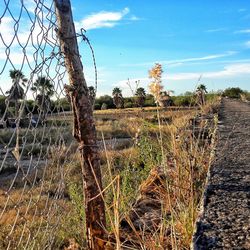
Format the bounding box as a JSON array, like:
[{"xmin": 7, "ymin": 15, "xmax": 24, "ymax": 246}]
[
  {"xmin": 206, "ymin": 93, "xmax": 219, "ymax": 102},
  {"xmin": 101, "ymin": 103, "xmax": 108, "ymax": 110},
  {"xmin": 53, "ymin": 97, "xmax": 71, "ymax": 112},
  {"xmin": 172, "ymin": 95, "xmax": 196, "ymax": 106},
  {"xmin": 124, "ymin": 101, "xmax": 133, "ymax": 108},
  {"xmin": 95, "ymin": 95, "xmax": 115, "ymax": 109},
  {"xmin": 144, "ymin": 94, "xmax": 156, "ymax": 107},
  {"xmin": 24, "ymin": 100, "xmax": 38, "ymax": 114},
  {"xmin": 222, "ymin": 87, "xmax": 244, "ymax": 98},
  {"xmin": 94, "ymin": 102, "xmax": 101, "ymax": 110}
]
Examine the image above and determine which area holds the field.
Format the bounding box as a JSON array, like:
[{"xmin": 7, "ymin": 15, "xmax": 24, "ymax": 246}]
[{"xmin": 0, "ymin": 99, "xmax": 219, "ymax": 249}]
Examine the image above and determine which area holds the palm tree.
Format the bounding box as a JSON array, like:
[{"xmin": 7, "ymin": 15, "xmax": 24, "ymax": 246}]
[
  {"xmin": 135, "ymin": 87, "xmax": 146, "ymax": 108},
  {"xmin": 31, "ymin": 76, "xmax": 54, "ymax": 121},
  {"xmin": 159, "ymin": 90, "xmax": 174, "ymax": 108},
  {"xmin": 196, "ymin": 84, "xmax": 207, "ymax": 106},
  {"xmin": 158, "ymin": 91, "xmax": 170, "ymax": 108},
  {"xmin": 6, "ymin": 70, "xmax": 27, "ymax": 160},
  {"xmin": 6, "ymin": 69, "xmax": 27, "ymax": 118},
  {"xmin": 112, "ymin": 87, "xmax": 124, "ymax": 108}
]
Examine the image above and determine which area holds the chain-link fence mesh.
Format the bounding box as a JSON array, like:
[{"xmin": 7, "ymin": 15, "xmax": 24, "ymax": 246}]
[
  {"xmin": 0, "ymin": 1, "xmax": 220, "ymax": 250},
  {"xmin": 0, "ymin": 1, "xmax": 92, "ymax": 248}
]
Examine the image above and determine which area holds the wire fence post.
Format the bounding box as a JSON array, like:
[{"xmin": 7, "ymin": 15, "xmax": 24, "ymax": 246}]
[{"xmin": 54, "ymin": 0, "xmax": 106, "ymax": 249}]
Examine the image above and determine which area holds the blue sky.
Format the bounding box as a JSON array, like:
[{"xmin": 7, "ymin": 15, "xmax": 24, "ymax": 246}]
[
  {"xmin": 0, "ymin": 0, "xmax": 250, "ymax": 97},
  {"xmin": 72, "ymin": 0, "xmax": 250, "ymax": 96}
]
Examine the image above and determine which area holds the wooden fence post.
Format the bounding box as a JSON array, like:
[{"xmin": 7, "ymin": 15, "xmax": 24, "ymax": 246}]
[{"xmin": 54, "ymin": 1, "xmax": 106, "ymax": 249}]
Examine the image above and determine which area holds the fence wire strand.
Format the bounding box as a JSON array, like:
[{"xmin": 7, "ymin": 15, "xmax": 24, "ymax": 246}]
[{"xmin": 0, "ymin": 1, "xmax": 94, "ymax": 249}]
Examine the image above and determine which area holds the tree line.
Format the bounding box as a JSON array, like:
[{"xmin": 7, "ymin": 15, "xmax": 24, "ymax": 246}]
[
  {"xmin": 1, "ymin": 70, "xmax": 54, "ymax": 119},
  {"xmin": 0, "ymin": 69, "xmax": 249, "ymax": 118}
]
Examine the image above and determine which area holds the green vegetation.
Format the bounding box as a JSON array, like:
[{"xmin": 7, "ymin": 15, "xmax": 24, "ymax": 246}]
[
  {"xmin": 31, "ymin": 76, "xmax": 54, "ymax": 121},
  {"xmin": 223, "ymin": 87, "xmax": 244, "ymax": 98},
  {"xmin": 221, "ymin": 87, "xmax": 250, "ymax": 101},
  {"xmin": 95, "ymin": 95, "xmax": 115, "ymax": 110}
]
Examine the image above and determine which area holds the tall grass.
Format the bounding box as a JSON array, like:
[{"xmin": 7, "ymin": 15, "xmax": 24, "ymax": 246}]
[
  {"xmin": 101, "ymin": 98, "xmax": 219, "ymax": 249},
  {"xmin": 0, "ymin": 99, "xmax": 219, "ymax": 249}
]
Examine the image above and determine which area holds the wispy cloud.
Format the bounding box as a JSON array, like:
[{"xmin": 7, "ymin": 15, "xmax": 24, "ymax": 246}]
[
  {"xmin": 245, "ymin": 41, "xmax": 250, "ymax": 48},
  {"xmin": 166, "ymin": 51, "xmax": 237, "ymax": 64},
  {"xmin": 117, "ymin": 63, "xmax": 250, "ymax": 90},
  {"xmin": 115, "ymin": 77, "xmax": 149, "ymax": 96},
  {"xmin": 0, "ymin": 17, "xmax": 36, "ymax": 49},
  {"xmin": 75, "ymin": 7, "xmax": 130, "ymax": 31},
  {"xmin": 167, "ymin": 63, "xmax": 250, "ymax": 80},
  {"xmin": 128, "ymin": 15, "xmax": 141, "ymax": 21},
  {"xmin": 23, "ymin": 0, "xmax": 52, "ymax": 13},
  {"xmin": 242, "ymin": 14, "xmax": 250, "ymax": 20},
  {"xmin": 120, "ymin": 51, "xmax": 237, "ymax": 68},
  {"xmin": 234, "ymin": 29, "xmax": 250, "ymax": 34},
  {"xmin": 205, "ymin": 28, "xmax": 227, "ymax": 33},
  {"xmin": 23, "ymin": 0, "xmax": 37, "ymax": 12},
  {"xmin": 238, "ymin": 8, "xmax": 247, "ymax": 12},
  {"xmin": 112, "ymin": 62, "xmax": 250, "ymax": 96},
  {"xmin": 0, "ymin": 49, "xmax": 34, "ymax": 64},
  {"xmin": 0, "ymin": 7, "xmax": 54, "ymax": 50},
  {"xmin": 0, "ymin": 14, "xmax": 55, "ymax": 65}
]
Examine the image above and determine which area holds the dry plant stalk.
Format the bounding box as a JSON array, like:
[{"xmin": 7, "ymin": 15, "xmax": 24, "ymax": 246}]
[
  {"xmin": 149, "ymin": 63, "xmax": 163, "ymax": 105},
  {"xmin": 54, "ymin": 0, "xmax": 106, "ymax": 249}
]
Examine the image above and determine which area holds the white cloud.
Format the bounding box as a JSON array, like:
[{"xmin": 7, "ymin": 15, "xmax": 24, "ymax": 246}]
[
  {"xmin": 205, "ymin": 28, "xmax": 227, "ymax": 33},
  {"xmin": 166, "ymin": 51, "xmax": 237, "ymax": 64},
  {"xmin": 120, "ymin": 51, "xmax": 237, "ymax": 68},
  {"xmin": 117, "ymin": 63, "xmax": 250, "ymax": 89},
  {"xmin": 166, "ymin": 73, "xmax": 200, "ymax": 81},
  {"xmin": 107, "ymin": 63, "xmax": 250, "ymax": 97},
  {"xmin": 75, "ymin": 7, "xmax": 130, "ymax": 31},
  {"xmin": 245, "ymin": 41, "xmax": 250, "ymax": 48},
  {"xmin": 242, "ymin": 14, "xmax": 250, "ymax": 20},
  {"xmin": 128, "ymin": 15, "xmax": 141, "ymax": 21},
  {"xmin": 167, "ymin": 63, "xmax": 250, "ymax": 81},
  {"xmin": 23, "ymin": 0, "xmax": 52, "ymax": 13},
  {"xmin": 0, "ymin": 17, "xmax": 17, "ymax": 48},
  {"xmin": 23, "ymin": 0, "xmax": 36, "ymax": 13},
  {"xmin": 0, "ymin": 13, "xmax": 56, "ymax": 68},
  {"xmin": 238, "ymin": 8, "xmax": 247, "ymax": 12},
  {"xmin": 234, "ymin": 29, "xmax": 250, "ymax": 34},
  {"xmin": 116, "ymin": 77, "xmax": 148, "ymax": 88},
  {"xmin": 115, "ymin": 77, "xmax": 149, "ymax": 96},
  {"xmin": 0, "ymin": 48, "xmax": 34, "ymax": 64},
  {"xmin": 0, "ymin": 14, "xmax": 54, "ymax": 50},
  {"xmin": 167, "ymin": 62, "xmax": 184, "ymax": 68}
]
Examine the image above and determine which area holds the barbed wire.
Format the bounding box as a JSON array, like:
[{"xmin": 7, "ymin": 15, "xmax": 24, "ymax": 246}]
[{"xmin": 0, "ymin": 1, "xmax": 96, "ymax": 249}]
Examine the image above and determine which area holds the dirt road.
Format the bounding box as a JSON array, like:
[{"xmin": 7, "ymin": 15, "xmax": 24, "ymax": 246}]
[{"xmin": 193, "ymin": 98, "xmax": 250, "ymax": 249}]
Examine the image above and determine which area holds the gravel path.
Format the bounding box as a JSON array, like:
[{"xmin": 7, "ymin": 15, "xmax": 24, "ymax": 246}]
[{"xmin": 193, "ymin": 98, "xmax": 250, "ymax": 249}]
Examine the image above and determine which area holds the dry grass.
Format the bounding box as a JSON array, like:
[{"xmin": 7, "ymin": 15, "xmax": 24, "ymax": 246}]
[
  {"xmin": 100, "ymin": 99, "xmax": 219, "ymax": 249},
  {"xmin": 0, "ymin": 100, "xmax": 220, "ymax": 249}
]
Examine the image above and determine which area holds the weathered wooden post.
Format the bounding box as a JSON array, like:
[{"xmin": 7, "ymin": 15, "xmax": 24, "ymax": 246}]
[{"xmin": 54, "ymin": 1, "xmax": 106, "ymax": 249}]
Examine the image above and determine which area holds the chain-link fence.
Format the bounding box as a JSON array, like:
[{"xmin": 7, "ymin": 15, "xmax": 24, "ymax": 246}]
[
  {"xmin": 0, "ymin": 1, "xmax": 95, "ymax": 249},
  {"xmin": 0, "ymin": 1, "xmax": 220, "ymax": 250}
]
